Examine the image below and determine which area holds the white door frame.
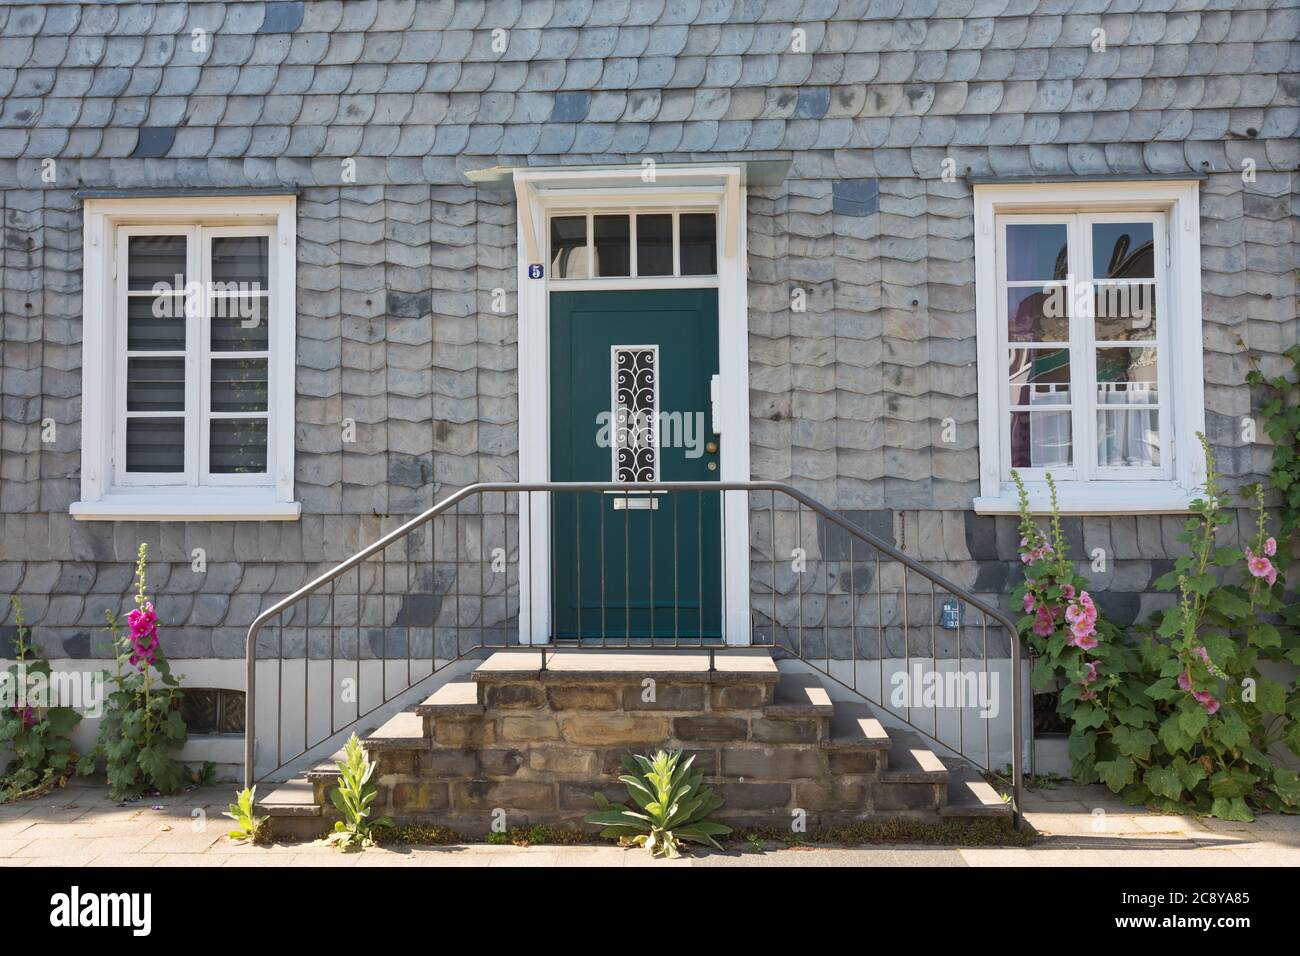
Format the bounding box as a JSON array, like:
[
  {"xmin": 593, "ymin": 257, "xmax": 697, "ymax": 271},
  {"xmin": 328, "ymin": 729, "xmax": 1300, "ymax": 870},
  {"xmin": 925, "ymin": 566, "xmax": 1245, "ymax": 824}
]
[{"xmin": 513, "ymin": 164, "xmax": 751, "ymax": 645}]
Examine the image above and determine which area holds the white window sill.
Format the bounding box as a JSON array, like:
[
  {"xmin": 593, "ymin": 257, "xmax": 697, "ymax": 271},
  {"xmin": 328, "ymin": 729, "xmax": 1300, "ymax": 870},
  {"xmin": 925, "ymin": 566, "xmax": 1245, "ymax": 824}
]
[
  {"xmin": 71, "ymin": 489, "xmax": 301, "ymax": 522},
  {"xmin": 974, "ymin": 482, "xmax": 1199, "ymax": 516}
]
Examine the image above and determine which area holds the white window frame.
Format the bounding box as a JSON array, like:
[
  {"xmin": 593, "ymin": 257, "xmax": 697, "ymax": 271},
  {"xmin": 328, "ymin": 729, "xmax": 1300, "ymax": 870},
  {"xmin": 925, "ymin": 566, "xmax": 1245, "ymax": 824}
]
[
  {"xmin": 973, "ymin": 181, "xmax": 1206, "ymax": 515},
  {"xmin": 73, "ymin": 195, "xmax": 300, "ymax": 521}
]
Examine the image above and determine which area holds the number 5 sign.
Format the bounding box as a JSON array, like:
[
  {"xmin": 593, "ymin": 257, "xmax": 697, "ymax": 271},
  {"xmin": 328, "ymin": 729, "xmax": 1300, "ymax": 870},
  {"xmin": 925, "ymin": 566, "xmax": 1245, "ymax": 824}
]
[{"xmin": 527, "ymin": 264, "xmax": 544, "ymax": 280}]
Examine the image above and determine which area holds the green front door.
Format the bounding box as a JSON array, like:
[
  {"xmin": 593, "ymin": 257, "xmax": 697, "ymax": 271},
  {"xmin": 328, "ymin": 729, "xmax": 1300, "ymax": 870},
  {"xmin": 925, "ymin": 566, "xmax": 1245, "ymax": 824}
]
[{"xmin": 550, "ymin": 289, "xmax": 722, "ymax": 641}]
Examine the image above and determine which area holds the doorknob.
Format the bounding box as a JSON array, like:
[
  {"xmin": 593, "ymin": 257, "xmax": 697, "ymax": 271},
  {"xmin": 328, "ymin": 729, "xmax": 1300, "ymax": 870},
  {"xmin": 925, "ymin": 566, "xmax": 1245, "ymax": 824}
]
[{"xmin": 705, "ymin": 441, "xmax": 718, "ymax": 454}]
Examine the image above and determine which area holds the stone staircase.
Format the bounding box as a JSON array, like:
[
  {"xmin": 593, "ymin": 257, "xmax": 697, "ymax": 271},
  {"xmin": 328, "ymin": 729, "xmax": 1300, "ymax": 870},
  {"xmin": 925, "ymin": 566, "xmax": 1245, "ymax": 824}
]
[{"xmin": 258, "ymin": 648, "xmax": 1010, "ymax": 840}]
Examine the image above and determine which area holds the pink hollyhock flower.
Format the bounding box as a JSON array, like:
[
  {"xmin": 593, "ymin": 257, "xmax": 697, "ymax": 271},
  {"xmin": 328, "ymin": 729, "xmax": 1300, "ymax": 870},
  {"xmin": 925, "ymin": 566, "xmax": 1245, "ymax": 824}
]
[
  {"xmin": 1177, "ymin": 672, "xmax": 1192, "ymax": 692},
  {"xmin": 1079, "ymin": 687, "xmax": 1098, "ymax": 702},
  {"xmin": 1264, "ymin": 537, "xmax": 1277, "ymax": 557},
  {"xmin": 1068, "ymin": 627, "xmax": 1098, "ymax": 651},
  {"xmin": 126, "ymin": 601, "xmax": 160, "ymax": 671},
  {"xmin": 1023, "ymin": 592, "xmax": 1036, "ymax": 614},
  {"xmin": 1078, "ymin": 590, "xmax": 1094, "ymax": 609},
  {"xmin": 1019, "ymin": 536, "xmax": 1029, "ymax": 549},
  {"xmin": 1032, "ymin": 613, "xmax": 1055, "ymax": 637},
  {"xmin": 1081, "ymin": 660, "xmax": 1099, "ymax": 685},
  {"xmin": 1193, "ymin": 690, "xmax": 1220, "ymax": 715},
  {"xmin": 1064, "ymin": 603, "xmax": 1085, "ymax": 625},
  {"xmin": 1062, "ymin": 584, "xmax": 1076, "ymax": 599}
]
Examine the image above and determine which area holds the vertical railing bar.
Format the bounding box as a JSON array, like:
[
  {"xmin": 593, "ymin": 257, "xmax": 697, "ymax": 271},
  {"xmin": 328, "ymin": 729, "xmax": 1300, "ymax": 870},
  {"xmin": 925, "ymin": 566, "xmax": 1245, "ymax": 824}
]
[
  {"xmin": 770, "ymin": 491, "xmax": 777, "ymax": 654},
  {"xmin": 576, "ymin": 491, "xmax": 582, "ymax": 645},
  {"xmin": 904, "ymin": 567, "xmax": 915, "ymax": 723},
  {"xmin": 673, "ymin": 491, "xmax": 679, "ymax": 646},
  {"xmin": 824, "ymin": 520, "xmax": 830, "ymax": 679},
  {"xmin": 455, "ymin": 502, "xmax": 462, "ymax": 659},
  {"xmin": 329, "ymin": 578, "xmax": 335, "ymax": 735},
  {"xmin": 276, "ymin": 621, "xmax": 282, "ymax": 769},
  {"xmin": 431, "ymin": 507, "xmax": 438, "ymax": 667},
  {"xmin": 983, "ymin": 616, "xmax": 991, "ymax": 771},
  {"xmin": 599, "ymin": 494, "xmax": 606, "ymax": 646},
  {"xmin": 354, "ymin": 561, "xmax": 360, "ymax": 733},
  {"xmin": 382, "ymin": 525, "xmax": 388, "ymax": 703},
  {"xmin": 720, "ymin": 487, "xmax": 727, "ymax": 646},
  {"xmin": 649, "ymin": 488, "xmax": 655, "ymax": 646},
  {"xmin": 697, "ymin": 490, "xmax": 703, "ymax": 643},
  {"xmin": 525, "ymin": 492, "xmax": 532, "ymax": 651},
  {"xmin": 624, "ymin": 492, "xmax": 630, "ymax": 646},
  {"xmin": 549, "ymin": 490, "xmax": 556, "ymax": 649},
  {"xmin": 303, "ymin": 596, "xmax": 309, "ymax": 753},
  {"xmin": 931, "ymin": 578, "xmax": 938, "ymax": 739},
  {"xmin": 851, "ymin": 535, "xmax": 857, "ymax": 695},
  {"xmin": 406, "ymin": 526, "xmax": 412, "ymax": 689},
  {"xmin": 481, "ymin": 495, "xmax": 487, "ymax": 655},
  {"xmin": 876, "ymin": 551, "xmax": 883, "ymax": 707},
  {"xmin": 797, "ymin": 503, "xmax": 804, "ymax": 661},
  {"xmin": 958, "ymin": 596, "xmax": 965, "ymax": 756}
]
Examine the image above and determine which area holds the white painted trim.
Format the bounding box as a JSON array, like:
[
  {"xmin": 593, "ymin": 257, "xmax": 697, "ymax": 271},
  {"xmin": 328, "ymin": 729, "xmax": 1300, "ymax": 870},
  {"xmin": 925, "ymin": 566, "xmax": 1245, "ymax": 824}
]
[
  {"xmin": 973, "ymin": 181, "xmax": 1206, "ymax": 514},
  {"xmin": 513, "ymin": 164, "xmax": 751, "ymax": 645},
  {"xmin": 74, "ymin": 196, "xmax": 299, "ymax": 521}
]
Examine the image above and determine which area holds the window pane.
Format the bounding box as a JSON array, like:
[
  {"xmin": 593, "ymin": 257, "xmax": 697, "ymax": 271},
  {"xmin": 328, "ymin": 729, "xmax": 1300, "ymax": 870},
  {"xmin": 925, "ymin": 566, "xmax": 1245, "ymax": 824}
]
[
  {"xmin": 1008, "ymin": 348, "xmax": 1071, "ymax": 407},
  {"xmin": 636, "ymin": 214, "xmax": 673, "ymax": 276},
  {"xmin": 210, "ymin": 419, "xmax": 267, "ymax": 474},
  {"xmin": 1010, "ymin": 411, "xmax": 1072, "ymax": 468},
  {"xmin": 679, "ymin": 213, "xmax": 717, "ymax": 275},
  {"xmin": 210, "ymin": 295, "xmax": 269, "ymax": 351},
  {"xmin": 1007, "ymin": 287, "xmax": 1068, "ymax": 342},
  {"xmin": 1098, "ymin": 410, "xmax": 1160, "ymax": 467},
  {"xmin": 593, "ymin": 215, "xmax": 630, "ymax": 277},
  {"xmin": 211, "ymin": 236, "xmax": 269, "ymax": 288},
  {"xmin": 1005, "ymin": 224, "xmax": 1067, "ymax": 281},
  {"xmin": 211, "ymin": 358, "xmax": 268, "ymax": 412},
  {"xmin": 550, "ymin": 216, "xmax": 587, "ymax": 279},
  {"xmin": 127, "ymin": 357, "xmax": 185, "ymax": 411},
  {"xmin": 126, "ymin": 419, "xmax": 184, "ymax": 472},
  {"xmin": 128, "ymin": 236, "xmax": 186, "ymax": 291},
  {"xmin": 1094, "ymin": 283, "xmax": 1156, "ymax": 341},
  {"xmin": 1096, "ymin": 346, "xmax": 1159, "ymax": 405},
  {"xmin": 127, "ymin": 295, "xmax": 186, "ymax": 351},
  {"xmin": 1092, "ymin": 222, "xmax": 1154, "ymax": 279}
]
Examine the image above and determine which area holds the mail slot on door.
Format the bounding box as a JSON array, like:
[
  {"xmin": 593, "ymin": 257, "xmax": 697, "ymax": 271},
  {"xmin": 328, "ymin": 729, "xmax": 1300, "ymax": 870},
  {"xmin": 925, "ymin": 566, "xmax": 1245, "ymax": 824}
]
[{"xmin": 611, "ymin": 495, "xmax": 659, "ymax": 510}]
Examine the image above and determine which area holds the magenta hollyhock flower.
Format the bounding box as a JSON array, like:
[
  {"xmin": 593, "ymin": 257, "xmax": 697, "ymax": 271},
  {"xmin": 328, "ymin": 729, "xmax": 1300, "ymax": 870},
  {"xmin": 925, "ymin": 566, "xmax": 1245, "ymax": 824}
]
[
  {"xmin": 1023, "ymin": 591, "xmax": 1036, "ymax": 614},
  {"xmin": 1062, "ymin": 584, "xmax": 1076, "ymax": 600},
  {"xmin": 1081, "ymin": 660, "xmax": 1099, "ymax": 685},
  {"xmin": 1177, "ymin": 672, "xmax": 1192, "ymax": 692},
  {"xmin": 126, "ymin": 602, "xmax": 160, "ymax": 671},
  {"xmin": 1264, "ymin": 537, "xmax": 1277, "ymax": 557},
  {"xmin": 1193, "ymin": 690, "xmax": 1220, "ymax": 715}
]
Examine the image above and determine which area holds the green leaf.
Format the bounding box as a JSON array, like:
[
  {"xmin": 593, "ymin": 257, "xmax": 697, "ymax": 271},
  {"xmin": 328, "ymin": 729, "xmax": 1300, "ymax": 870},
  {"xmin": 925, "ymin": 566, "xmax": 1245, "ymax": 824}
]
[
  {"xmin": 1111, "ymin": 726, "xmax": 1157, "ymax": 761},
  {"xmin": 1177, "ymin": 705, "xmax": 1209, "ymax": 740},
  {"xmin": 1208, "ymin": 796, "xmax": 1254, "ymax": 822},
  {"xmin": 1095, "ymin": 757, "xmax": 1136, "ymax": 792},
  {"xmin": 1144, "ymin": 765, "xmax": 1184, "ymax": 801},
  {"xmin": 1254, "ymin": 677, "xmax": 1288, "ymax": 716},
  {"xmin": 1208, "ymin": 768, "xmax": 1257, "ymax": 799}
]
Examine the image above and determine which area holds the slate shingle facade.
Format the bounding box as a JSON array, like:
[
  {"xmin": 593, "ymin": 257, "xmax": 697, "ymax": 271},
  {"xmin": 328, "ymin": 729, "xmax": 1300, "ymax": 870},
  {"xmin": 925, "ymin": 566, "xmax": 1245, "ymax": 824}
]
[{"xmin": 0, "ymin": 0, "xmax": 1297, "ymax": 661}]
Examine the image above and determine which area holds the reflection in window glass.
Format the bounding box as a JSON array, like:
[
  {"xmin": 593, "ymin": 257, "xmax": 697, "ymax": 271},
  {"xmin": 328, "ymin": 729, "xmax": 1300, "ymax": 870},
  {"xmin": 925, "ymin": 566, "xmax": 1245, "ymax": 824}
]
[
  {"xmin": 211, "ymin": 236, "xmax": 269, "ymax": 287},
  {"xmin": 1093, "ymin": 284, "xmax": 1156, "ymax": 341},
  {"xmin": 550, "ymin": 216, "xmax": 587, "ymax": 278},
  {"xmin": 127, "ymin": 357, "xmax": 185, "ymax": 411},
  {"xmin": 1092, "ymin": 223, "xmax": 1154, "ymax": 279},
  {"xmin": 1005, "ymin": 224, "xmax": 1067, "ymax": 281},
  {"xmin": 210, "ymin": 359, "xmax": 269, "ymax": 413},
  {"xmin": 126, "ymin": 419, "xmax": 185, "ymax": 473},
  {"xmin": 1008, "ymin": 348, "xmax": 1071, "ymax": 408},
  {"xmin": 636, "ymin": 214, "xmax": 673, "ymax": 276},
  {"xmin": 593, "ymin": 215, "xmax": 630, "ymax": 277},
  {"xmin": 1098, "ymin": 410, "xmax": 1159, "ymax": 467},
  {"xmin": 210, "ymin": 419, "xmax": 268, "ymax": 474},
  {"xmin": 1010, "ymin": 411, "xmax": 1072, "ymax": 468},
  {"xmin": 127, "ymin": 295, "xmax": 186, "ymax": 351},
  {"xmin": 679, "ymin": 213, "xmax": 717, "ymax": 275},
  {"xmin": 128, "ymin": 236, "xmax": 186, "ymax": 291},
  {"xmin": 1007, "ymin": 287, "xmax": 1068, "ymax": 343},
  {"xmin": 210, "ymin": 295, "xmax": 269, "ymax": 351}
]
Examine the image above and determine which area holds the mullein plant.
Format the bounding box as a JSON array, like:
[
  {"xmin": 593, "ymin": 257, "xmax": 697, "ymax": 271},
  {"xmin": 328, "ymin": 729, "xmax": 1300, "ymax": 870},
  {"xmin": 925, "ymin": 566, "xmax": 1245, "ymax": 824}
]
[
  {"xmin": 0, "ymin": 597, "xmax": 82, "ymax": 802},
  {"xmin": 1012, "ymin": 436, "xmax": 1300, "ymax": 819},
  {"xmin": 324, "ymin": 733, "xmax": 393, "ymax": 850},
  {"xmin": 77, "ymin": 544, "xmax": 188, "ymax": 798},
  {"xmin": 224, "ymin": 786, "xmax": 269, "ymax": 843}
]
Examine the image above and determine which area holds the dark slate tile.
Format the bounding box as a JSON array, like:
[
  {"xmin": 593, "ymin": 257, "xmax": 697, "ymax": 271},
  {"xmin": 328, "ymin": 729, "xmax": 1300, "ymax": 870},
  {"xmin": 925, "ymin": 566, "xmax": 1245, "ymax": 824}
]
[
  {"xmin": 832, "ymin": 178, "xmax": 880, "ymax": 217},
  {"xmin": 131, "ymin": 126, "xmax": 177, "ymax": 158},
  {"xmin": 794, "ymin": 86, "xmax": 831, "ymax": 119},
  {"xmin": 550, "ymin": 89, "xmax": 591, "ymax": 122},
  {"xmin": 964, "ymin": 513, "xmax": 1000, "ymax": 561}
]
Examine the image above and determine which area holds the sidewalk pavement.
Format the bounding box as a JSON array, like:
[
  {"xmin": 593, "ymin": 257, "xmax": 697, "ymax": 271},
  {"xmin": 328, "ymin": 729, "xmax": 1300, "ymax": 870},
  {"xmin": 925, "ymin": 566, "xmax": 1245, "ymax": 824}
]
[{"xmin": 1, "ymin": 781, "xmax": 1296, "ymax": 867}]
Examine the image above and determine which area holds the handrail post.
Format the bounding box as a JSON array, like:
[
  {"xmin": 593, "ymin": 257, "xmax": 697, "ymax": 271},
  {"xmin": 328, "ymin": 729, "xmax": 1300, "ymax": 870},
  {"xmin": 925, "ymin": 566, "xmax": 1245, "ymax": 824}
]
[
  {"xmin": 243, "ymin": 619, "xmax": 260, "ymax": 791},
  {"xmin": 1011, "ymin": 618, "xmax": 1024, "ymax": 830}
]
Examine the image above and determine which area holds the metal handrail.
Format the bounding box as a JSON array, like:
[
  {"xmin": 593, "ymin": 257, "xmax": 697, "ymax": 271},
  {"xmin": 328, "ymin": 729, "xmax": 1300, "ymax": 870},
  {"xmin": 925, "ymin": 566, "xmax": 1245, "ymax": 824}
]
[{"xmin": 244, "ymin": 480, "xmax": 1024, "ymax": 825}]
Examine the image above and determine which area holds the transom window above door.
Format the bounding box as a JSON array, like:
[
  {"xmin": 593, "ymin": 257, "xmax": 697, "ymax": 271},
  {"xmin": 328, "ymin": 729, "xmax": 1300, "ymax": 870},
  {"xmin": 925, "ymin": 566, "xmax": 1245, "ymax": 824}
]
[
  {"xmin": 973, "ymin": 181, "xmax": 1207, "ymax": 515},
  {"xmin": 73, "ymin": 195, "xmax": 299, "ymax": 521},
  {"xmin": 548, "ymin": 212, "xmax": 717, "ymax": 279}
]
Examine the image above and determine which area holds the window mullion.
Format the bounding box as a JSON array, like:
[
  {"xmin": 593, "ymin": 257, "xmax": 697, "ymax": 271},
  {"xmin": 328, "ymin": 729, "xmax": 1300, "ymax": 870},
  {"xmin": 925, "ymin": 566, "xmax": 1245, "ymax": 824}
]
[
  {"xmin": 189, "ymin": 226, "xmax": 206, "ymax": 486},
  {"xmin": 1072, "ymin": 214, "xmax": 1094, "ymax": 483}
]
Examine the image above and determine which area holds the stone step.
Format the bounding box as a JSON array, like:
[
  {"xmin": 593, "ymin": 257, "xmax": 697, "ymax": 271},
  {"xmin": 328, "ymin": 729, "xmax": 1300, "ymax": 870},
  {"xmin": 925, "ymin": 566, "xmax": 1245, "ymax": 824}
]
[
  {"xmin": 824, "ymin": 701, "xmax": 891, "ymax": 752},
  {"xmin": 363, "ymin": 711, "xmax": 427, "ymax": 750},
  {"xmin": 255, "ymin": 777, "xmax": 320, "ymax": 817},
  {"xmin": 880, "ymin": 729, "xmax": 950, "ymax": 784},
  {"xmin": 415, "ymin": 678, "xmax": 484, "ymax": 716},
  {"xmin": 471, "ymin": 647, "xmax": 780, "ymax": 685},
  {"xmin": 939, "ymin": 761, "xmax": 1015, "ymax": 819},
  {"xmin": 766, "ymin": 672, "xmax": 834, "ymax": 718}
]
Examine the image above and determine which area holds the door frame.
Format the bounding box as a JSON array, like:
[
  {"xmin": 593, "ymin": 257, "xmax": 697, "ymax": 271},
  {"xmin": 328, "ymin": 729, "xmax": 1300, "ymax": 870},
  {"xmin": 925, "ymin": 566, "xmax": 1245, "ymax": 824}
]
[{"xmin": 513, "ymin": 164, "xmax": 751, "ymax": 645}]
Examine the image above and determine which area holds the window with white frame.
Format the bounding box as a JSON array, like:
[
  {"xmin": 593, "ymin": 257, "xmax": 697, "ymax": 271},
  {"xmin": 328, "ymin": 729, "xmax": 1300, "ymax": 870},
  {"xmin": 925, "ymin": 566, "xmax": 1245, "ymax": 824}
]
[
  {"xmin": 973, "ymin": 182, "xmax": 1206, "ymax": 514},
  {"xmin": 73, "ymin": 196, "xmax": 299, "ymax": 520},
  {"xmin": 548, "ymin": 211, "xmax": 718, "ymax": 279}
]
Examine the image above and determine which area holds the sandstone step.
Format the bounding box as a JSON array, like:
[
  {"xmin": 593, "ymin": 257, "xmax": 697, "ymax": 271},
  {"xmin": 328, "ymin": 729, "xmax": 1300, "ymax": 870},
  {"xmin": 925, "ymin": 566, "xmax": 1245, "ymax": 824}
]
[
  {"xmin": 363, "ymin": 711, "xmax": 427, "ymax": 749},
  {"xmin": 471, "ymin": 647, "xmax": 780, "ymax": 684},
  {"xmin": 766, "ymin": 672, "xmax": 834, "ymax": 717},
  {"xmin": 415, "ymin": 678, "xmax": 484, "ymax": 716},
  {"xmin": 939, "ymin": 761, "xmax": 1014, "ymax": 819},
  {"xmin": 255, "ymin": 777, "xmax": 320, "ymax": 817},
  {"xmin": 880, "ymin": 729, "xmax": 950, "ymax": 784},
  {"xmin": 824, "ymin": 701, "xmax": 891, "ymax": 752}
]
